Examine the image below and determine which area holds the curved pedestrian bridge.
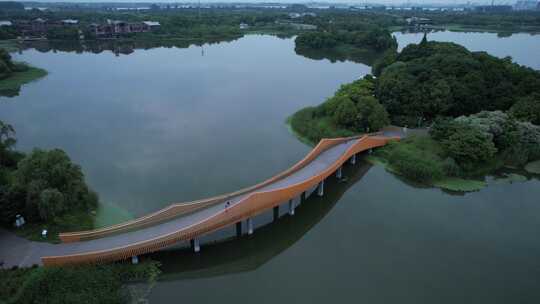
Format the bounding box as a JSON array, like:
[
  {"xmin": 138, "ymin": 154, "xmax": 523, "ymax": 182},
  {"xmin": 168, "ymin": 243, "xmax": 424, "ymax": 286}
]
[{"xmin": 40, "ymin": 133, "xmax": 399, "ymax": 266}]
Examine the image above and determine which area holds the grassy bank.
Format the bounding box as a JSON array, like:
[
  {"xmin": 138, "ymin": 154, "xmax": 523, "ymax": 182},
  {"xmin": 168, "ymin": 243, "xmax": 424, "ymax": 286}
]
[
  {"xmin": 0, "ymin": 66, "xmax": 48, "ymax": 92},
  {"xmin": 0, "ymin": 41, "xmax": 20, "ymax": 53},
  {"xmin": 10, "ymin": 208, "xmax": 94, "ymax": 243},
  {"xmin": 444, "ymin": 23, "xmax": 540, "ymax": 33},
  {"xmin": 0, "ymin": 260, "xmax": 161, "ymax": 304},
  {"xmin": 288, "ymin": 107, "xmax": 356, "ymax": 145},
  {"xmin": 366, "ymin": 136, "xmax": 488, "ymax": 192},
  {"xmin": 11, "ymin": 201, "xmax": 134, "ymax": 244}
]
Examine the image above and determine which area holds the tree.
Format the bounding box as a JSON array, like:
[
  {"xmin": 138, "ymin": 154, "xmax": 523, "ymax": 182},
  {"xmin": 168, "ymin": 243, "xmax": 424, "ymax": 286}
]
[
  {"xmin": 511, "ymin": 94, "xmax": 540, "ymax": 125},
  {"xmin": 376, "ymin": 41, "xmax": 540, "ymax": 123},
  {"xmin": 441, "ymin": 125, "xmax": 497, "ymax": 165},
  {"xmin": 0, "ymin": 120, "xmax": 20, "ymax": 168},
  {"xmin": 13, "ymin": 148, "xmax": 98, "ymax": 223},
  {"xmin": 333, "ymin": 98, "xmax": 359, "ymax": 128},
  {"xmin": 39, "ymin": 189, "xmax": 65, "ymax": 222}
]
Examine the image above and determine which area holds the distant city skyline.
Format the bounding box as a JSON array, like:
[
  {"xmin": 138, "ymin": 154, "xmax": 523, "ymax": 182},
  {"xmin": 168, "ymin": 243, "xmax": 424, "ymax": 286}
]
[{"xmin": 16, "ymin": 0, "xmax": 531, "ymax": 5}]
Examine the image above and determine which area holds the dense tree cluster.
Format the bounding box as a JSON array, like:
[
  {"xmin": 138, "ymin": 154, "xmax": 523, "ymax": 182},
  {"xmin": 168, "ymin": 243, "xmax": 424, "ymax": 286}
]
[
  {"xmin": 0, "ymin": 49, "xmax": 26, "ymax": 79},
  {"xmin": 0, "ymin": 121, "xmax": 98, "ymax": 227},
  {"xmin": 290, "ymin": 76, "xmax": 390, "ymax": 143},
  {"xmin": 510, "ymin": 93, "xmax": 540, "ymax": 125},
  {"xmin": 0, "ymin": 1, "xmax": 24, "ymax": 11},
  {"xmin": 295, "ymin": 27, "xmax": 397, "ymax": 52},
  {"xmin": 431, "ymin": 111, "xmax": 540, "ymax": 169},
  {"xmin": 375, "ymin": 38, "xmax": 540, "ymax": 126},
  {"xmin": 321, "ymin": 77, "xmax": 390, "ymax": 132},
  {"xmin": 46, "ymin": 27, "xmax": 80, "ymax": 40}
]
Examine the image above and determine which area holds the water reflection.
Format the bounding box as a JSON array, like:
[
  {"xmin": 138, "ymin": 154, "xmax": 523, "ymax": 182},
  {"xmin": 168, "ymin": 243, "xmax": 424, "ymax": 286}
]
[
  {"xmin": 294, "ymin": 46, "xmax": 381, "ymax": 66},
  {"xmin": 151, "ymin": 161, "xmax": 372, "ymax": 281},
  {"xmin": 16, "ymin": 37, "xmax": 240, "ymax": 56}
]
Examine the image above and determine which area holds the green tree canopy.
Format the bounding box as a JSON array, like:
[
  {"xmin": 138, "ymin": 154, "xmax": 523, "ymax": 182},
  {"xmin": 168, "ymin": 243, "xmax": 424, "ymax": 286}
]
[
  {"xmin": 13, "ymin": 149, "xmax": 98, "ymax": 222},
  {"xmin": 375, "ymin": 40, "xmax": 540, "ymax": 125}
]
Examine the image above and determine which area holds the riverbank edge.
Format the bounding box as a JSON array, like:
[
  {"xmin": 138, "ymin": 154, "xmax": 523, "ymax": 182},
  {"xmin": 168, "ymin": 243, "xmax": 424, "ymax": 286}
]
[
  {"xmin": 9, "ymin": 200, "xmax": 134, "ymax": 244},
  {"xmin": 287, "ymin": 110, "xmax": 490, "ymax": 193},
  {"xmin": 0, "ymin": 259, "xmax": 161, "ymax": 304},
  {"xmin": 390, "ymin": 24, "xmax": 540, "ymax": 34},
  {"xmin": 0, "ymin": 66, "xmax": 48, "ymax": 92}
]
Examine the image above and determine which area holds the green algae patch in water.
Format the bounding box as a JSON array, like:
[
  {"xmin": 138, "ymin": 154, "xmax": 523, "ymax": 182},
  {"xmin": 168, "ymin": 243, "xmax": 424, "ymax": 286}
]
[
  {"xmin": 95, "ymin": 201, "xmax": 134, "ymax": 228},
  {"xmin": 433, "ymin": 178, "xmax": 487, "ymax": 192},
  {"xmin": 525, "ymin": 160, "xmax": 540, "ymax": 175},
  {"xmin": 492, "ymin": 173, "xmax": 528, "ymax": 185}
]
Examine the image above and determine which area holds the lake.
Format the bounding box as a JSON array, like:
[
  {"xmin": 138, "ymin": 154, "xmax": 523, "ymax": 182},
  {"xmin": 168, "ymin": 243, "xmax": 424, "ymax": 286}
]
[{"xmin": 1, "ymin": 31, "xmax": 540, "ymax": 303}]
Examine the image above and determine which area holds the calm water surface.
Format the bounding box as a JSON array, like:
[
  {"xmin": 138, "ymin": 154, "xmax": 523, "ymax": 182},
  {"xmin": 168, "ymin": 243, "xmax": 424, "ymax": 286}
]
[
  {"xmin": 1, "ymin": 33, "xmax": 539, "ymax": 303},
  {"xmin": 394, "ymin": 31, "xmax": 540, "ymax": 69}
]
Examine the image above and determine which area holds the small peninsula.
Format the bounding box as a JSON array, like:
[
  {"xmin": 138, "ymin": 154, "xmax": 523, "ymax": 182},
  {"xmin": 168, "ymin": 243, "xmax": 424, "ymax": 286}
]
[
  {"xmin": 290, "ymin": 37, "xmax": 540, "ymax": 192},
  {"xmin": 0, "ymin": 49, "xmax": 47, "ymax": 97}
]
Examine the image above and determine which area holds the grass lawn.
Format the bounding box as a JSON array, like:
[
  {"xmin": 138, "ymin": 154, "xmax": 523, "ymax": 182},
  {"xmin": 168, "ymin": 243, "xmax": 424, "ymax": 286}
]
[{"xmin": 10, "ymin": 208, "xmax": 95, "ymax": 244}]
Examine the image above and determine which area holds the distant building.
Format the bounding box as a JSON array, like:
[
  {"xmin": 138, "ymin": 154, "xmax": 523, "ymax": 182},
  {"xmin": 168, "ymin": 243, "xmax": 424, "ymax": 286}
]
[
  {"xmin": 143, "ymin": 21, "xmax": 160, "ymax": 30},
  {"xmin": 474, "ymin": 5, "xmax": 513, "ymax": 13},
  {"xmin": 514, "ymin": 0, "xmax": 539, "ymax": 10},
  {"xmin": 289, "ymin": 13, "xmax": 301, "ymax": 19},
  {"xmin": 61, "ymin": 19, "xmax": 79, "ymax": 25},
  {"xmin": 405, "ymin": 17, "xmax": 432, "ymax": 25},
  {"xmin": 289, "ymin": 23, "xmax": 317, "ymax": 30},
  {"xmin": 31, "ymin": 18, "xmax": 47, "ymax": 33},
  {"xmin": 288, "ymin": 12, "xmax": 317, "ymax": 19},
  {"xmin": 239, "ymin": 23, "xmax": 249, "ymax": 30},
  {"xmin": 89, "ymin": 20, "xmax": 160, "ymax": 37},
  {"xmin": 0, "ymin": 21, "xmax": 13, "ymax": 27}
]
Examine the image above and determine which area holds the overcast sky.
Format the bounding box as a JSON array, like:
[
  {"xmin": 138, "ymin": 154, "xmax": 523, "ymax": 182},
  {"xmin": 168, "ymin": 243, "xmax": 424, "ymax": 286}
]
[{"xmin": 21, "ymin": 0, "xmax": 518, "ymax": 5}]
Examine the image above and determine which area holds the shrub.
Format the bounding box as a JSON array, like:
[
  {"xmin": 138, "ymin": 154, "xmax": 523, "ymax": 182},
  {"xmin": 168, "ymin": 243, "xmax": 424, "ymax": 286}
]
[
  {"xmin": 333, "ymin": 98, "xmax": 359, "ymax": 128},
  {"xmin": 385, "ymin": 140, "xmax": 445, "ymax": 182},
  {"xmin": 11, "ymin": 148, "xmax": 98, "ymax": 223},
  {"xmin": 441, "ymin": 125, "xmax": 497, "ymax": 165},
  {"xmin": 511, "ymin": 94, "xmax": 540, "ymax": 125}
]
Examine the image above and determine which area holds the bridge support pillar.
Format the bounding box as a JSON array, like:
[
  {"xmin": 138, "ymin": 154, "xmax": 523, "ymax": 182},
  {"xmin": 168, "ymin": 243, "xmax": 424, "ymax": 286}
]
[
  {"xmin": 350, "ymin": 154, "xmax": 356, "ymax": 165},
  {"xmin": 288, "ymin": 199, "xmax": 295, "ymax": 216},
  {"xmin": 273, "ymin": 206, "xmax": 279, "ymax": 221},
  {"xmin": 301, "ymin": 191, "xmax": 306, "ymax": 203},
  {"xmin": 131, "ymin": 256, "xmax": 139, "ymax": 265},
  {"xmin": 369, "ymin": 148, "xmax": 373, "ymax": 154},
  {"xmin": 236, "ymin": 222, "xmax": 242, "ymax": 237},
  {"xmin": 190, "ymin": 238, "xmax": 200, "ymax": 253},
  {"xmin": 317, "ymin": 180, "xmax": 324, "ymax": 197},
  {"xmin": 336, "ymin": 166, "xmax": 343, "ymax": 179},
  {"xmin": 247, "ymin": 218, "xmax": 253, "ymax": 235}
]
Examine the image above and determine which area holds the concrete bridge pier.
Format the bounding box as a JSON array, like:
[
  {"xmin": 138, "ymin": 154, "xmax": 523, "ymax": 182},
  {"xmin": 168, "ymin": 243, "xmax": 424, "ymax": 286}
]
[
  {"xmin": 288, "ymin": 199, "xmax": 295, "ymax": 216},
  {"xmin": 301, "ymin": 191, "xmax": 306, "ymax": 203},
  {"xmin": 350, "ymin": 154, "xmax": 357, "ymax": 165},
  {"xmin": 247, "ymin": 218, "xmax": 253, "ymax": 235},
  {"xmin": 317, "ymin": 180, "xmax": 324, "ymax": 197},
  {"xmin": 190, "ymin": 238, "xmax": 200, "ymax": 253},
  {"xmin": 336, "ymin": 166, "xmax": 343, "ymax": 179},
  {"xmin": 273, "ymin": 206, "xmax": 279, "ymax": 221},
  {"xmin": 236, "ymin": 222, "xmax": 242, "ymax": 237},
  {"xmin": 369, "ymin": 148, "xmax": 373, "ymax": 154},
  {"xmin": 131, "ymin": 256, "xmax": 139, "ymax": 264}
]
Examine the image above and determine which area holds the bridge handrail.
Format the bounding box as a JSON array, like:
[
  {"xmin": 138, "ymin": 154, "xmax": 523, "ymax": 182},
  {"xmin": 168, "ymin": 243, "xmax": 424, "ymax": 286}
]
[
  {"xmin": 59, "ymin": 134, "xmax": 369, "ymax": 243},
  {"xmin": 43, "ymin": 135, "xmax": 395, "ymax": 266}
]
